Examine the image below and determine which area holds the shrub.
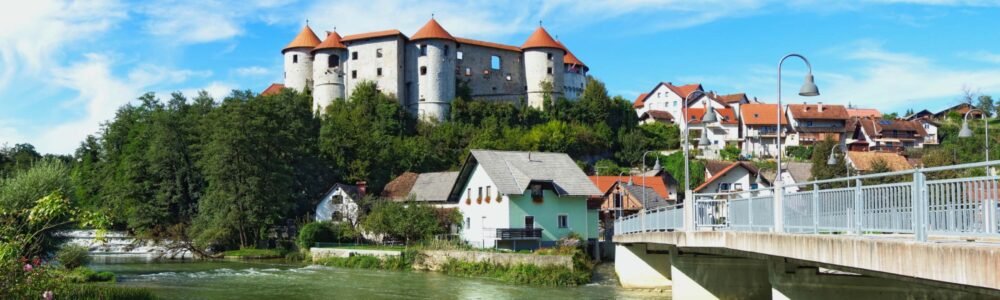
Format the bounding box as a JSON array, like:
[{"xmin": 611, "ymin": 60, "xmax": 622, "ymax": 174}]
[
  {"xmin": 297, "ymin": 222, "xmax": 337, "ymax": 250},
  {"xmin": 440, "ymin": 259, "xmax": 590, "ymax": 286},
  {"xmin": 56, "ymin": 244, "xmax": 91, "ymax": 270},
  {"xmin": 65, "ymin": 267, "xmax": 115, "ymax": 283},
  {"xmin": 785, "ymin": 146, "xmax": 813, "ymax": 161}
]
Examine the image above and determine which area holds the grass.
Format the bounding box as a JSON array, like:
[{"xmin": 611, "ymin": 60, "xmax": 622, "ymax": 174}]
[
  {"xmin": 60, "ymin": 284, "xmax": 158, "ymax": 300},
  {"xmin": 222, "ymin": 248, "xmax": 284, "ymax": 259},
  {"xmin": 439, "ymin": 258, "xmax": 591, "ymax": 287},
  {"xmin": 315, "ymin": 252, "xmax": 414, "ymax": 271},
  {"xmin": 326, "ymin": 244, "xmax": 406, "ymax": 251}
]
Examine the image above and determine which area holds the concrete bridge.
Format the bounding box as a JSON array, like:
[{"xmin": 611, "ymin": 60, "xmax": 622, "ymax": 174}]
[{"xmin": 612, "ymin": 161, "xmax": 1000, "ymax": 299}]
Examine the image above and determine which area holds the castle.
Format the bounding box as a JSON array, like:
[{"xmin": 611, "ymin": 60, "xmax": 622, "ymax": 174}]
[{"xmin": 277, "ymin": 18, "xmax": 590, "ymax": 121}]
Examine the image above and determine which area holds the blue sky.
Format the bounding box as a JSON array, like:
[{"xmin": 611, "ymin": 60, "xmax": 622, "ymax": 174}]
[{"xmin": 4, "ymin": 0, "xmax": 1000, "ymax": 154}]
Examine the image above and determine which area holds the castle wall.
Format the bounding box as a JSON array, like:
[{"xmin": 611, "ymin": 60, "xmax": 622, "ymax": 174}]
[
  {"xmin": 563, "ymin": 68, "xmax": 587, "ymax": 100},
  {"xmin": 344, "ymin": 36, "xmax": 406, "ymax": 105},
  {"xmin": 413, "ymin": 39, "xmax": 457, "ymax": 122},
  {"xmin": 284, "ymin": 48, "xmax": 313, "ymax": 92},
  {"xmin": 524, "ymin": 48, "xmax": 565, "ymax": 109},
  {"xmin": 456, "ymin": 43, "xmax": 526, "ymax": 104},
  {"xmin": 312, "ymin": 49, "xmax": 347, "ymax": 112}
]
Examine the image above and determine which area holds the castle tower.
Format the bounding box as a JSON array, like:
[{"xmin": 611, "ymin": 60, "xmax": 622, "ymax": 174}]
[
  {"xmin": 560, "ymin": 42, "xmax": 588, "ymax": 100},
  {"xmin": 410, "ymin": 18, "xmax": 457, "ymax": 122},
  {"xmin": 311, "ymin": 31, "xmax": 348, "ymax": 112},
  {"xmin": 282, "ymin": 24, "xmax": 321, "ymax": 93},
  {"xmin": 521, "ymin": 26, "xmax": 565, "ymax": 109}
]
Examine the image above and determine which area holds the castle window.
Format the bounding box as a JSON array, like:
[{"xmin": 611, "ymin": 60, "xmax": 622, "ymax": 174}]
[
  {"xmin": 377, "ymin": 68, "xmax": 383, "ymax": 77},
  {"xmin": 351, "ymin": 70, "xmax": 357, "ymax": 79},
  {"xmin": 376, "ymin": 48, "xmax": 383, "ymax": 58},
  {"xmin": 352, "ymin": 51, "xmax": 358, "ymax": 60},
  {"xmin": 419, "ymin": 44, "xmax": 427, "ymax": 56},
  {"xmin": 328, "ymin": 55, "xmax": 340, "ymax": 68},
  {"xmin": 457, "ymin": 51, "xmax": 463, "ymax": 60},
  {"xmin": 505, "ymin": 74, "xmax": 512, "ymax": 81},
  {"xmin": 490, "ymin": 56, "xmax": 501, "ymax": 70},
  {"xmin": 293, "ymin": 54, "xmax": 298, "ymax": 63},
  {"xmin": 464, "ymin": 68, "xmax": 471, "ymax": 76},
  {"xmin": 444, "ymin": 45, "xmax": 450, "ymax": 56},
  {"xmin": 420, "ymin": 66, "xmax": 427, "ymax": 75},
  {"xmin": 547, "ymin": 53, "xmax": 553, "ymax": 60},
  {"xmin": 547, "ymin": 67, "xmax": 553, "ymax": 74}
]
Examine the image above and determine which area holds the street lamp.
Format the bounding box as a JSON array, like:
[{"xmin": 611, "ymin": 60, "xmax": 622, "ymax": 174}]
[
  {"xmin": 776, "ymin": 54, "xmax": 820, "ymax": 186},
  {"xmin": 682, "ymin": 90, "xmax": 718, "ymax": 200},
  {"xmin": 959, "ymin": 109, "xmax": 990, "ymax": 174},
  {"xmin": 827, "ymin": 144, "xmax": 852, "ymax": 187}
]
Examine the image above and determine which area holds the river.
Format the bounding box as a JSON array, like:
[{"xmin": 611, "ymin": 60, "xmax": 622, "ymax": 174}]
[{"xmin": 89, "ymin": 256, "xmax": 667, "ymax": 299}]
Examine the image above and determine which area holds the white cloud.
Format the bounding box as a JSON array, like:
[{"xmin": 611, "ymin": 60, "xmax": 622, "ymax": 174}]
[
  {"xmin": 959, "ymin": 51, "xmax": 1000, "ymax": 64},
  {"xmin": 181, "ymin": 81, "xmax": 236, "ymax": 101},
  {"xmin": 138, "ymin": 0, "xmax": 300, "ymax": 44},
  {"xmin": 234, "ymin": 66, "xmax": 269, "ymax": 77}
]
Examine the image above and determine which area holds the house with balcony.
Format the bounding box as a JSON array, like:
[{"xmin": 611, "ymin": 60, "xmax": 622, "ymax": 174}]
[
  {"xmin": 695, "ymin": 161, "xmax": 771, "ymax": 194},
  {"xmin": 740, "ymin": 103, "xmax": 791, "ymax": 159},
  {"xmin": 785, "ymin": 103, "xmax": 850, "ymax": 146},
  {"xmin": 447, "ymin": 150, "xmax": 601, "ymax": 250},
  {"xmin": 685, "ymin": 106, "xmax": 740, "ymax": 159},
  {"xmin": 633, "ymin": 82, "xmax": 731, "ymax": 132},
  {"xmin": 844, "ymin": 117, "xmax": 928, "ymax": 151}
]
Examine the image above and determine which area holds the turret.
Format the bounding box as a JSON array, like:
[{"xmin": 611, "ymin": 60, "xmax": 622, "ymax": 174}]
[
  {"xmin": 521, "ymin": 26, "xmax": 565, "ymax": 109},
  {"xmin": 559, "ymin": 41, "xmax": 588, "ymax": 100},
  {"xmin": 410, "ymin": 17, "xmax": 457, "ymax": 122},
  {"xmin": 311, "ymin": 31, "xmax": 348, "ymax": 112},
  {"xmin": 282, "ymin": 24, "xmax": 321, "ymax": 93}
]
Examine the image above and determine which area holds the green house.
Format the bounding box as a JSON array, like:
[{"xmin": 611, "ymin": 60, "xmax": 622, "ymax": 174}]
[{"xmin": 447, "ymin": 150, "xmax": 601, "ymax": 250}]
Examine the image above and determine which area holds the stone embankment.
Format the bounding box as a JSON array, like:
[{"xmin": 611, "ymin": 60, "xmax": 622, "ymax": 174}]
[{"xmin": 412, "ymin": 250, "xmax": 574, "ymax": 271}]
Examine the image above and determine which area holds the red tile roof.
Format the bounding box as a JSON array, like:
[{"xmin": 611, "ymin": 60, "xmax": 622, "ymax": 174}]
[
  {"xmin": 633, "ymin": 82, "xmax": 709, "ymax": 109},
  {"xmin": 683, "ymin": 107, "xmax": 738, "ymax": 125},
  {"xmin": 694, "ymin": 162, "xmax": 765, "ymax": 192},
  {"xmin": 711, "ymin": 93, "xmax": 748, "ymax": 104},
  {"xmin": 313, "ymin": 31, "xmax": 347, "ymax": 52},
  {"xmin": 381, "ymin": 172, "xmax": 419, "ymax": 200},
  {"xmin": 261, "ymin": 83, "xmax": 284, "ymax": 96},
  {"xmin": 787, "ymin": 103, "xmax": 849, "ymax": 120},
  {"xmin": 639, "ymin": 110, "xmax": 675, "ymax": 122},
  {"xmin": 455, "ymin": 37, "xmax": 521, "ymax": 52},
  {"xmin": 410, "ymin": 18, "xmax": 456, "ymax": 42},
  {"xmin": 846, "ymin": 108, "xmax": 881, "ymax": 118},
  {"xmin": 521, "ymin": 26, "xmax": 564, "ymax": 50},
  {"xmin": 342, "ymin": 29, "xmax": 404, "ymax": 42},
  {"xmin": 283, "ymin": 25, "xmax": 321, "ymax": 53},
  {"xmin": 588, "ymin": 176, "xmax": 669, "ymax": 198},
  {"xmin": 633, "ymin": 93, "xmax": 649, "ymax": 108},
  {"xmin": 740, "ymin": 103, "xmax": 788, "ymax": 125}
]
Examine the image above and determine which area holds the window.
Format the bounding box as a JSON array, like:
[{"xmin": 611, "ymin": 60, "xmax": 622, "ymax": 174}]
[
  {"xmin": 443, "ymin": 45, "xmax": 449, "ymax": 56},
  {"xmin": 351, "ymin": 70, "xmax": 357, "ymax": 79},
  {"xmin": 464, "ymin": 68, "xmax": 471, "ymax": 76},
  {"xmin": 351, "ymin": 51, "xmax": 358, "ymax": 60},
  {"xmin": 466, "ymin": 188, "xmax": 472, "ymax": 205},
  {"xmin": 806, "ymin": 121, "xmax": 814, "ymax": 127},
  {"xmin": 331, "ymin": 195, "xmax": 343, "ymax": 205},
  {"xmin": 613, "ymin": 193, "xmax": 622, "ymax": 208},
  {"xmin": 478, "ymin": 186, "xmax": 483, "ymax": 200},
  {"xmin": 733, "ymin": 183, "xmax": 743, "ymax": 191},
  {"xmin": 486, "ymin": 186, "xmax": 491, "ymax": 202},
  {"xmin": 558, "ymin": 215, "xmax": 568, "ymax": 228},
  {"xmin": 420, "ymin": 66, "xmax": 427, "ymax": 75},
  {"xmin": 328, "ymin": 55, "xmax": 339, "ymax": 68},
  {"xmin": 376, "ymin": 48, "xmax": 383, "ymax": 58},
  {"xmin": 490, "ymin": 56, "xmax": 501, "ymax": 70},
  {"xmin": 531, "ymin": 184, "xmax": 543, "ymax": 202},
  {"xmin": 457, "ymin": 51, "xmax": 463, "ymax": 60},
  {"xmin": 524, "ymin": 216, "xmax": 535, "ymax": 229},
  {"xmin": 547, "ymin": 67, "xmax": 553, "ymax": 74},
  {"xmin": 751, "ymin": 183, "xmax": 759, "ymax": 190},
  {"xmin": 720, "ymin": 183, "xmax": 731, "ymax": 191},
  {"xmin": 419, "ymin": 44, "xmax": 427, "ymax": 56},
  {"xmin": 377, "ymin": 68, "xmax": 383, "ymax": 77},
  {"xmin": 547, "ymin": 53, "xmax": 553, "ymax": 60},
  {"xmin": 465, "ymin": 217, "xmax": 470, "ymax": 229},
  {"xmin": 292, "ymin": 54, "xmax": 298, "ymax": 63}
]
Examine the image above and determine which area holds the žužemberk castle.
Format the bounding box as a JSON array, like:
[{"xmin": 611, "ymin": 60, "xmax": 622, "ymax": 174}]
[{"xmin": 274, "ymin": 18, "xmax": 589, "ymax": 122}]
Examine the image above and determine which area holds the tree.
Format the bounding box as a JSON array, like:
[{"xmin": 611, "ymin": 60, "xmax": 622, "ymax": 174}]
[
  {"xmin": 810, "ymin": 138, "xmax": 848, "ymax": 188},
  {"xmin": 720, "ymin": 145, "xmax": 741, "ymax": 161},
  {"xmin": 976, "ymin": 95, "xmax": 995, "ymax": 117}
]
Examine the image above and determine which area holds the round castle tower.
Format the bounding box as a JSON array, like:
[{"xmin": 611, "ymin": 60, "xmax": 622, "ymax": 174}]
[
  {"xmin": 411, "ymin": 18, "xmax": 457, "ymax": 122},
  {"xmin": 560, "ymin": 42, "xmax": 588, "ymax": 100},
  {"xmin": 283, "ymin": 24, "xmax": 321, "ymax": 93},
  {"xmin": 521, "ymin": 26, "xmax": 565, "ymax": 109},
  {"xmin": 311, "ymin": 31, "xmax": 348, "ymax": 112}
]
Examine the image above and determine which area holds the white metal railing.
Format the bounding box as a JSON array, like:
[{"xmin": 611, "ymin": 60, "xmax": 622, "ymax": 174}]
[{"xmin": 636, "ymin": 160, "xmax": 1000, "ymax": 242}]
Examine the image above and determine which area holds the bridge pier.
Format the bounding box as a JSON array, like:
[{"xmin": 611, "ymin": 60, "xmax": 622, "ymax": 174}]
[
  {"xmin": 614, "ymin": 243, "xmax": 672, "ymax": 289},
  {"xmin": 670, "ymin": 251, "xmax": 771, "ymax": 300},
  {"xmin": 768, "ymin": 259, "xmax": 986, "ymax": 300}
]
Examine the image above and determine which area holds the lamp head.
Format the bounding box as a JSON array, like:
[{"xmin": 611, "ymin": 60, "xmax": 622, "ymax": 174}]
[
  {"xmin": 652, "ymin": 156, "xmax": 662, "ymax": 172},
  {"xmin": 698, "ymin": 129, "xmax": 711, "ymax": 146},
  {"xmin": 827, "ymin": 151, "xmax": 838, "ymax": 166},
  {"xmin": 799, "ymin": 74, "xmax": 820, "ymax": 97},
  {"xmin": 959, "ymin": 120, "xmax": 973, "ymax": 138},
  {"xmin": 702, "ymin": 105, "xmax": 719, "ymax": 123}
]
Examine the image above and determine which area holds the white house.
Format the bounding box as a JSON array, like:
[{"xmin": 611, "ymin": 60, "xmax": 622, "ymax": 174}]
[
  {"xmin": 447, "ymin": 150, "xmax": 601, "ymax": 250},
  {"xmin": 686, "ymin": 106, "xmax": 740, "ymax": 159},
  {"xmin": 315, "ymin": 182, "xmax": 366, "ymax": 225},
  {"xmin": 633, "ymin": 82, "xmax": 729, "ymax": 132},
  {"xmin": 740, "ymin": 103, "xmax": 791, "ymax": 159},
  {"xmin": 916, "ymin": 119, "xmax": 939, "ymax": 147},
  {"xmin": 695, "ymin": 161, "xmax": 771, "ymax": 194}
]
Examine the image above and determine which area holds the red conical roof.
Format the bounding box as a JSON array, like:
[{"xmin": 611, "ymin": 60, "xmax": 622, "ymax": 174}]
[
  {"xmin": 410, "ymin": 18, "xmax": 456, "ymax": 42},
  {"xmin": 555, "ymin": 40, "xmax": 586, "ymax": 69},
  {"xmin": 521, "ymin": 26, "xmax": 563, "ymax": 50},
  {"xmin": 283, "ymin": 24, "xmax": 321, "ymax": 53},
  {"xmin": 313, "ymin": 31, "xmax": 347, "ymax": 52}
]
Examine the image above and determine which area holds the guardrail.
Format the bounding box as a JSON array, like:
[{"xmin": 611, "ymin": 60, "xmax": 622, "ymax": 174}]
[{"xmin": 615, "ymin": 160, "xmax": 999, "ymax": 242}]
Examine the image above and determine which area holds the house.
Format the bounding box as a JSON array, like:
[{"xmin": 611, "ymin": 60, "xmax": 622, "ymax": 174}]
[
  {"xmin": 846, "ymin": 151, "xmax": 913, "ymax": 173},
  {"xmin": 588, "ymin": 175, "xmax": 675, "ymax": 215},
  {"xmin": 785, "ymin": 103, "xmax": 850, "ymax": 146},
  {"xmin": 447, "ymin": 150, "xmax": 601, "ymax": 250},
  {"xmin": 315, "ymin": 182, "xmax": 367, "ymax": 224},
  {"xmin": 695, "ymin": 161, "xmax": 771, "ymax": 194},
  {"xmin": 740, "ymin": 103, "xmax": 791, "ymax": 159},
  {"xmin": 844, "ymin": 117, "xmax": 928, "ymax": 151},
  {"xmin": 633, "ymin": 82, "xmax": 728, "ymax": 132},
  {"xmin": 934, "ymin": 103, "xmax": 983, "ymax": 120},
  {"xmin": 685, "ymin": 106, "xmax": 740, "ymax": 158},
  {"xmin": 904, "ymin": 109, "xmax": 933, "ymax": 120},
  {"xmin": 762, "ymin": 162, "xmax": 812, "ymax": 194},
  {"xmin": 915, "ymin": 119, "xmax": 940, "ymax": 146},
  {"xmin": 382, "ymin": 171, "xmax": 460, "ymax": 207},
  {"xmin": 846, "ymin": 107, "xmax": 881, "ymax": 118},
  {"xmin": 638, "ymin": 110, "xmax": 675, "ymax": 125},
  {"xmin": 709, "ymin": 92, "xmax": 751, "ymax": 115}
]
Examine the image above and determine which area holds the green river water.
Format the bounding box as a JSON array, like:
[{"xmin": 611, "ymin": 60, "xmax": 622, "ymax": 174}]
[{"xmin": 89, "ymin": 257, "xmax": 667, "ymax": 299}]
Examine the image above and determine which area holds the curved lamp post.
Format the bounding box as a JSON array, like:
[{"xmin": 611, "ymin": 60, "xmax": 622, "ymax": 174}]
[
  {"xmin": 959, "ymin": 109, "xmax": 990, "ymax": 174},
  {"xmin": 776, "ymin": 54, "xmax": 820, "ymax": 185},
  {"xmin": 827, "ymin": 143, "xmax": 852, "ymax": 187},
  {"xmin": 682, "ymin": 91, "xmax": 719, "ymax": 198}
]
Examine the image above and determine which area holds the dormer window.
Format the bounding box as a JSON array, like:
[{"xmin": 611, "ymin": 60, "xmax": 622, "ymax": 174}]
[{"xmin": 531, "ymin": 184, "xmax": 544, "ymax": 203}]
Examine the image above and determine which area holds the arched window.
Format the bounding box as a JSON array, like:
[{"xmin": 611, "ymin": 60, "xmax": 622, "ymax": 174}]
[{"xmin": 328, "ymin": 55, "xmax": 339, "ymax": 68}]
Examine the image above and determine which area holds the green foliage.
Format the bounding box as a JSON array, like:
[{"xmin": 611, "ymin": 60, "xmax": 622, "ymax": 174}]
[
  {"xmin": 221, "ymin": 248, "xmax": 284, "ymax": 258},
  {"xmin": 593, "ymin": 159, "xmax": 628, "ymax": 175},
  {"xmin": 785, "ymin": 146, "xmax": 813, "ymax": 161},
  {"xmin": 720, "ymin": 145, "xmax": 741, "ymax": 161},
  {"xmin": 317, "ymin": 253, "xmax": 413, "ymax": 271},
  {"xmin": 64, "ymin": 267, "xmax": 115, "ymax": 283},
  {"xmin": 659, "ymin": 152, "xmax": 705, "ymax": 198},
  {"xmin": 363, "ymin": 201, "xmax": 455, "ymax": 244},
  {"xmin": 440, "ymin": 258, "xmax": 590, "ymax": 286},
  {"xmin": 977, "ymin": 95, "xmax": 995, "ymax": 117},
  {"xmin": 0, "ymin": 143, "xmax": 43, "ymax": 177},
  {"xmin": 810, "ymin": 139, "xmax": 849, "ymax": 188},
  {"xmin": 296, "ymin": 221, "xmax": 358, "ymax": 250},
  {"xmin": 55, "ymin": 245, "xmax": 91, "ymax": 270}
]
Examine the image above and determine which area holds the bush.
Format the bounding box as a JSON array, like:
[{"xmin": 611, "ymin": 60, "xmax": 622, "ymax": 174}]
[
  {"xmin": 65, "ymin": 267, "xmax": 115, "ymax": 283},
  {"xmin": 785, "ymin": 146, "xmax": 813, "ymax": 161},
  {"xmin": 317, "ymin": 254, "xmax": 412, "ymax": 271},
  {"xmin": 297, "ymin": 222, "xmax": 337, "ymax": 250},
  {"xmin": 56, "ymin": 244, "xmax": 91, "ymax": 270},
  {"xmin": 440, "ymin": 259, "xmax": 590, "ymax": 286}
]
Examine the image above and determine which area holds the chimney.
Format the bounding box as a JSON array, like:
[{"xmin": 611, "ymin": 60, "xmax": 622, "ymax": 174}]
[
  {"xmin": 356, "ymin": 181, "xmax": 367, "ymax": 199},
  {"xmin": 818, "ymin": 102, "xmax": 824, "ymax": 112}
]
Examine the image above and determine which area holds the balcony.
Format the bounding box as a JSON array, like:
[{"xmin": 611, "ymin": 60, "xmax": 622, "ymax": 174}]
[{"xmin": 496, "ymin": 228, "xmax": 543, "ymax": 240}]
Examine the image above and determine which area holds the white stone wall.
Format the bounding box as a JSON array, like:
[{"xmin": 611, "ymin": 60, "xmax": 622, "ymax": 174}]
[
  {"xmin": 414, "ymin": 39, "xmax": 457, "ymax": 122},
  {"xmin": 456, "ymin": 163, "xmax": 511, "ymax": 248},
  {"xmin": 312, "ymin": 49, "xmax": 348, "ymax": 112},
  {"xmin": 524, "ymin": 48, "xmax": 564, "ymax": 109},
  {"xmin": 456, "ymin": 43, "xmax": 526, "ymax": 104},
  {"xmin": 344, "ymin": 36, "xmax": 406, "ymax": 105},
  {"xmin": 284, "ymin": 48, "xmax": 313, "ymax": 92}
]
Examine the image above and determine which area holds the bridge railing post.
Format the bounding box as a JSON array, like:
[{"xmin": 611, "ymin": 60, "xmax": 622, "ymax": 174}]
[
  {"xmin": 684, "ymin": 190, "xmax": 695, "ymax": 231},
  {"xmin": 812, "ymin": 183, "xmax": 819, "ymax": 234},
  {"xmin": 774, "ymin": 181, "xmax": 784, "ymax": 233},
  {"xmin": 854, "ymin": 178, "xmax": 863, "ymax": 235},
  {"xmin": 913, "ymin": 169, "xmax": 928, "ymax": 242}
]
